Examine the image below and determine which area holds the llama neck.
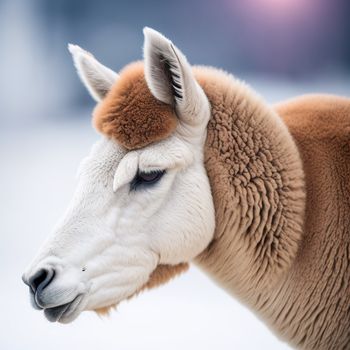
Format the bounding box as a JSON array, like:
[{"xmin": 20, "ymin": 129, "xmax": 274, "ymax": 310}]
[{"xmin": 194, "ymin": 67, "xmax": 305, "ymax": 306}]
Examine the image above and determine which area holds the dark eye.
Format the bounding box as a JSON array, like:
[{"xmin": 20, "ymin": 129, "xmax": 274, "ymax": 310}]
[{"xmin": 130, "ymin": 170, "xmax": 165, "ymax": 190}]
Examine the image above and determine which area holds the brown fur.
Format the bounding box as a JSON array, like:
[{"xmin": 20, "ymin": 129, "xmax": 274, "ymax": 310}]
[
  {"xmin": 93, "ymin": 62, "xmax": 178, "ymax": 150},
  {"xmin": 195, "ymin": 67, "xmax": 305, "ymax": 291},
  {"xmin": 141, "ymin": 263, "xmax": 189, "ymax": 291},
  {"xmin": 194, "ymin": 67, "xmax": 350, "ymax": 350}
]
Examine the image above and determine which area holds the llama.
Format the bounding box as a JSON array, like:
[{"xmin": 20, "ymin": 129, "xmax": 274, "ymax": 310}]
[{"xmin": 22, "ymin": 28, "xmax": 350, "ymax": 349}]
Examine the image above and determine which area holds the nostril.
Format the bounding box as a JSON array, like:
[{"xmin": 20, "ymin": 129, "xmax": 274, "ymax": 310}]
[
  {"xmin": 28, "ymin": 268, "xmax": 55, "ymax": 294},
  {"xmin": 31, "ymin": 270, "xmax": 47, "ymax": 292}
]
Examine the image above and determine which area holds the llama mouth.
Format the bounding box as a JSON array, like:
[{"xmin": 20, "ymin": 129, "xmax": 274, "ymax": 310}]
[{"xmin": 44, "ymin": 294, "xmax": 84, "ymax": 323}]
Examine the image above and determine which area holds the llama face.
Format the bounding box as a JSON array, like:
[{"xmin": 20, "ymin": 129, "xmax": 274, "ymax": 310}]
[{"xmin": 22, "ymin": 28, "xmax": 215, "ymax": 323}]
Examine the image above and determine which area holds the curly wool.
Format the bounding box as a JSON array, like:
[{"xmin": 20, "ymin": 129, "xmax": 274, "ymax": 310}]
[{"xmin": 195, "ymin": 67, "xmax": 350, "ymax": 350}]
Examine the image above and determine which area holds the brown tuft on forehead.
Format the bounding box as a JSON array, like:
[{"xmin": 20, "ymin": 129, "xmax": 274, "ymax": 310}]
[{"xmin": 93, "ymin": 61, "xmax": 178, "ymax": 150}]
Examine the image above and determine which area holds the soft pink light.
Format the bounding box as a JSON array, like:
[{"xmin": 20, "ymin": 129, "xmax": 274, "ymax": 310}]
[
  {"xmin": 229, "ymin": 0, "xmax": 317, "ymax": 22},
  {"xmin": 251, "ymin": 0, "xmax": 310, "ymax": 16}
]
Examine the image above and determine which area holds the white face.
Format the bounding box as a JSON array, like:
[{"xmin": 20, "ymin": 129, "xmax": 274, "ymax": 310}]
[{"xmin": 22, "ymin": 28, "xmax": 215, "ymax": 323}]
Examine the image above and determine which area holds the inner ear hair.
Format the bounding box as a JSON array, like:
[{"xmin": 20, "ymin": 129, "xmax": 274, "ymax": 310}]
[{"xmin": 159, "ymin": 52, "xmax": 183, "ymax": 102}]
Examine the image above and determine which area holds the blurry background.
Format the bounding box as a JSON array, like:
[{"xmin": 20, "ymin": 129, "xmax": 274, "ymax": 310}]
[{"xmin": 1, "ymin": 0, "xmax": 349, "ymax": 349}]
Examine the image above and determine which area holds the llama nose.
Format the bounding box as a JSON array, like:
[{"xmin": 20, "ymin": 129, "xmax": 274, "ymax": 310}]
[{"xmin": 23, "ymin": 267, "xmax": 55, "ymax": 295}]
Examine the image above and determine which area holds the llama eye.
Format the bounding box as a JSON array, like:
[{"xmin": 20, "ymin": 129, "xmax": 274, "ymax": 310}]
[
  {"xmin": 130, "ymin": 170, "xmax": 165, "ymax": 190},
  {"xmin": 138, "ymin": 171, "xmax": 164, "ymax": 182}
]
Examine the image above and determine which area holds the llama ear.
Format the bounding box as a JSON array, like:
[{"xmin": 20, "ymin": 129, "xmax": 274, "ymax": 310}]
[
  {"xmin": 143, "ymin": 27, "xmax": 209, "ymax": 126},
  {"xmin": 68, "ymin": 44, "xmax": 119, "ymax": 102}
]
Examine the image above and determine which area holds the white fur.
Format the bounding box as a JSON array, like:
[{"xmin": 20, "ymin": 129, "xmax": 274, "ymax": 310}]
[
  {"xmin": 68, "ymin": 44, "xmax": 118, "ymax": 101},
  {"xmin": 113, "ymin": 151, "xmax": 139, "ymax": 192},
  {"xmin": 23, "ymin": 28, "xmax": 215, "ymax": 323}
]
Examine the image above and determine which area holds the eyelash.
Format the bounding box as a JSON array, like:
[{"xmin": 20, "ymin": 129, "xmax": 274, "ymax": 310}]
[{"xmin": 130, "ymin": 170, "xmax": 166, "ymax": 191}]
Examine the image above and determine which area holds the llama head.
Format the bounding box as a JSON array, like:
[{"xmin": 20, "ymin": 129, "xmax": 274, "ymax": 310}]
[{"xmin": 22, "ymin": 28, "xmax": 215, "ymax": 323}]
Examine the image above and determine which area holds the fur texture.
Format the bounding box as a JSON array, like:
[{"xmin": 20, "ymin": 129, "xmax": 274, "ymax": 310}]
[
  {"xmin": 194, "ymin": 67, "xmax": 350, "ymax": 349},
  {"xmin": 93, "ymin": 62, "xmax": 178, "ymax": 150},
  {"xmin": 195, "ymin": 66, "xmax": 305, "ymax": 290}
]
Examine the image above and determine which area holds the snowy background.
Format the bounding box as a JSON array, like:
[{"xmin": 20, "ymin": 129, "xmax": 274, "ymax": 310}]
[{"xmin": 1, "ymin": 0, "xmax": 349, "ymax": 349}]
